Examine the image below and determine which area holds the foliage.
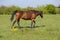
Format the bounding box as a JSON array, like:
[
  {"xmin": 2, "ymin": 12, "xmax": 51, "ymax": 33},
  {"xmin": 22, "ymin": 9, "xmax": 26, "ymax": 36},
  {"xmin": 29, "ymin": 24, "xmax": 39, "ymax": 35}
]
[
  {"xmin": 45, "ymin": 4, "xmax": 56, "ymax": 14},
  {"xmin": 0, "ymin": 6, "xmax": 21, "ymax": 15},
  {"xmin": 0, "ymin": 4, "xmax": 59, "ymax": 15},
  {"xmin": 22, "ymin": 7, "xmax": 35, "ymax": 11}
]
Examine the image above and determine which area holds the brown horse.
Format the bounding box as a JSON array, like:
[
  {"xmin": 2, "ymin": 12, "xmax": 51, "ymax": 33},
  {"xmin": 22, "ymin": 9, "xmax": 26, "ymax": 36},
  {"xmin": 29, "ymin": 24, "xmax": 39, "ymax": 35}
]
[{"xmin": 10, "ymin": 10, "xmax": 43, "ymax": 28}]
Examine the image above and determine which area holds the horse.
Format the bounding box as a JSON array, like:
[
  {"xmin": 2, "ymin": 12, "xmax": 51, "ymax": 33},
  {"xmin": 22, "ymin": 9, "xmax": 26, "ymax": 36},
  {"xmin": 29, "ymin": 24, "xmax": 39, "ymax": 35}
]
[{"xmin": 10, "ymin": 10, "xmax": 43, "ymax": 28}]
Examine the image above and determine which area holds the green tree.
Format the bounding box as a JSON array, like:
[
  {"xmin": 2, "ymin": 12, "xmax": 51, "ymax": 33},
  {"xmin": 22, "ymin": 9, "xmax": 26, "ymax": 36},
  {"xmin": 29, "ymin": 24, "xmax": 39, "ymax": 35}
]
[
  {"xmin": 7, "ymin": 6, "xmax": 21, "ymax": 14},
  {"xmin": 45, "ymin": 4, "xmax": 56, "ymax": 14},
  {"xmin": 0, "ymin": 6, "xmax": 8, "ymax": 15},
  {"xmin": 22, "ymin": 7, "xmax": 35, "ymax": 11},
  {"xmin": 0, "ymin": 6, "xmax": 22, "ymax": 15},
  {"xmin": 36, "ymin": 6, "xmax": 45, "ymax": 14}
]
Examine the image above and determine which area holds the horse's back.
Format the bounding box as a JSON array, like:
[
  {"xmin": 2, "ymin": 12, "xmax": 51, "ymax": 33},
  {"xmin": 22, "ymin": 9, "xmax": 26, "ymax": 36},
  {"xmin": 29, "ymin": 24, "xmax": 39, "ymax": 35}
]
[
  {"xmin": 15, "ymin": 10, "xmax": 37, "ymax": 20},
  {"xmin": 21, "ymin": 11, "xmax": 32, "ymax": 19}
]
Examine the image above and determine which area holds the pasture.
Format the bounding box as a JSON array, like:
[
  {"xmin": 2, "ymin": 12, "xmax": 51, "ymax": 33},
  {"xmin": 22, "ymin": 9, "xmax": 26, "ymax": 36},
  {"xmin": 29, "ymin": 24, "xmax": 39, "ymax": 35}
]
[{"xmin": 0, "ymin": 14, "xmax": 60, "ymax": 40}]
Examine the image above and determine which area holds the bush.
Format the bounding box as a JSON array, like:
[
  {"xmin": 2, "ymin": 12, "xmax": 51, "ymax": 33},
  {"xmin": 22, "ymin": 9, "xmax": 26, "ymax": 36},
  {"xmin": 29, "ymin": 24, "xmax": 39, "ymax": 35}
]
[
  {"xmin": 0, "ymin": 5, "xmax": 59, "ymax": 15},
  {"xmin": 45, "ymin": 4, "xmax": 56, "ymax": 14},
  {"xmin": 0, "ymin": 6, "xmax": 21, "ymax": 15}
]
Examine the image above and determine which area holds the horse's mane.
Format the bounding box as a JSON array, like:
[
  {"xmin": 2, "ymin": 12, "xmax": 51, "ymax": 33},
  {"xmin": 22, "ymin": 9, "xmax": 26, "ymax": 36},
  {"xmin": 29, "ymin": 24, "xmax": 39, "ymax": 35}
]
[
  {"xmin": 14, "ymin": 10, "xmax": 40, "ymax": 12},
  {"xmin": 14, "ymin": 10, "xmax": 42, "ymax": 14}
]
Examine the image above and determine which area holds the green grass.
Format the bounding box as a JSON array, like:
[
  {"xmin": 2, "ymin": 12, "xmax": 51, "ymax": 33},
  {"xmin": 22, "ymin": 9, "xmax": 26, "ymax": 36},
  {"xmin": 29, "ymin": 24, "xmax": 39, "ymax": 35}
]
[{"xmin": 0, "ymin": 14, "xmax": 60, "ymax": 40}]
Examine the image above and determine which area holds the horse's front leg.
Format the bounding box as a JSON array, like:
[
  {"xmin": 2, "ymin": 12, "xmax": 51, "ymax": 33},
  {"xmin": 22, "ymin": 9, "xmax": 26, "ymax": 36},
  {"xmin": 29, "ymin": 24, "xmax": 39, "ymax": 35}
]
[
  {"xmin": 17, "ymin": 19, "xmax": 21, "ymax": 28},
  {"xmin": 31, "ymin": 21, "xmax": 33, "ymax": 28},
  {"xmin": 31, "ymin": 19, "xmax": 35, "ymax": 28},
  {"xmin": 33, "ymin": 20, "xmax": 35, "ymax": 27}
]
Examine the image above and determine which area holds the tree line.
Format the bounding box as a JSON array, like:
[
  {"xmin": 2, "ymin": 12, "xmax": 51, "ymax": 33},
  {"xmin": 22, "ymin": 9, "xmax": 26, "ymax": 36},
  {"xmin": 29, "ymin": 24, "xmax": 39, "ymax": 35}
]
[{"xmin": 0, "ymin": 4, "xmax": 60, "ymax": 15}]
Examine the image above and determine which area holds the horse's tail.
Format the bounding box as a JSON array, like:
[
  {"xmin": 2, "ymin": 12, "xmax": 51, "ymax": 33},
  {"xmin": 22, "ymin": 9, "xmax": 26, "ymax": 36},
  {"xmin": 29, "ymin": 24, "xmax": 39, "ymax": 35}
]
[{"xmin": 10, "ymin": 10, "xmax": 17, "ymax": 22}]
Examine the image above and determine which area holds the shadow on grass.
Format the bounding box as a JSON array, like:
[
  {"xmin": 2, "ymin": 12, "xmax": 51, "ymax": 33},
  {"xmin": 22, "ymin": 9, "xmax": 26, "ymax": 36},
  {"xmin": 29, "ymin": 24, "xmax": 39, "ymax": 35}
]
[
  {"xmin": 14, "ymin": 25, "xmax": 45, "ymax": 29},
  {"xmin": 0, "ymin": 35, "xmax": 3, "ymax": 38}
]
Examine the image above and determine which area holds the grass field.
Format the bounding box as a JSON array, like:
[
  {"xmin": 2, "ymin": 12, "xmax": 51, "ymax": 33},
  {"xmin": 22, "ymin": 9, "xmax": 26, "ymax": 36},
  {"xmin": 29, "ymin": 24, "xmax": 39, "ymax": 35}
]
[{"xmin": 0, "ymin": 14, "xmax": 60, "ymax": 40}]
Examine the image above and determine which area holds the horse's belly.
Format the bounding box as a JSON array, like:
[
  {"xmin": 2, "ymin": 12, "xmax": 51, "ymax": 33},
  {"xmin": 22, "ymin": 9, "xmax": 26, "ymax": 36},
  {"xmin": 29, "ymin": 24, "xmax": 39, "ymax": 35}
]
[
  {"xmin": 22, "ymin": 17, "xmax": 31, "ymax": 20},
  {"xmin": 21, "ymin": 14, "xmax": 31, "ymax": 20},
  {"xmin": 22, "ymin": 18, "xmax": 31, "ymax": 20}
]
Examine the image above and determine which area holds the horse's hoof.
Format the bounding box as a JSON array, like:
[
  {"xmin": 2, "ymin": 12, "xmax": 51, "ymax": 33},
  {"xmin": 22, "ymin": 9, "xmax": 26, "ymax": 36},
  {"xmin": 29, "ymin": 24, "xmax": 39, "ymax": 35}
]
[
  {"xmin": 30, "ymin": 26, "xmax": 33, "ymax": 28},
  {"xmin": 11, "ymin": 28, "xmax": 18, "ymax": 31},
  {"xmin": 11, "ymin": 26, "xmax": 18, "ymax": 31},
  {"xmin": 18, "ymin": 26, "xmax": 21, "ymax": 28},
  {"xmin": 33, "ymin": 26, "xmax": 35, "ymax": 28}
]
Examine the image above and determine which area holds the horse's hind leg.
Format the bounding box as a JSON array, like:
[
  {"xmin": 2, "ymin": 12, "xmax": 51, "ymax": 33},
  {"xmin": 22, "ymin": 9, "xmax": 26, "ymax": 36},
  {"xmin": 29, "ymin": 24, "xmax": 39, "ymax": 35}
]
[
  {"xmin": 31, "ymin": 19, "xmax": 34, "ymax": 28},
  {"xmin": 11, "ymin": 20, "xmax": 16, "ymax": 28},
  {"xmin": 17, "ymin": 19, "xmax": 20, "ymax": 28}
]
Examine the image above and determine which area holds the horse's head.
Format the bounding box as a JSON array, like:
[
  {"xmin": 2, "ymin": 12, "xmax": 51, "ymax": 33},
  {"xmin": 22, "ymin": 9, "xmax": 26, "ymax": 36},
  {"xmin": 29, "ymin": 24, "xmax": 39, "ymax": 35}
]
[
  {"xmin": 30, "ymin": 10, "xmax": 43, "ymax": 18},
  {"xmin": 39, "ymin": 11, "xmax": 43, "ymax": 18},
  {"xmin": 37, "ymin": 11, "xmax": 43, "ymax": 18}
]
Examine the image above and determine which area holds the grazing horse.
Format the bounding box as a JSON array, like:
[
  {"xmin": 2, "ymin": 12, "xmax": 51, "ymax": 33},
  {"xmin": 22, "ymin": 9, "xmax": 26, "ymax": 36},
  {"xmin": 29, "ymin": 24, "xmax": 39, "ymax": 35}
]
[{"xmin": 10, "ymin": 10, "xmax": 43, "ymax": 28}]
